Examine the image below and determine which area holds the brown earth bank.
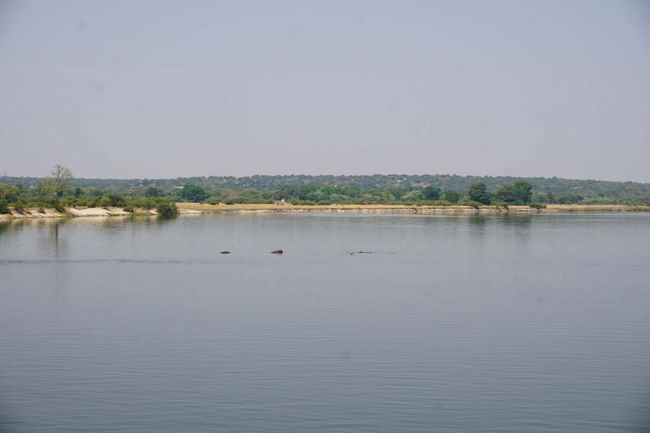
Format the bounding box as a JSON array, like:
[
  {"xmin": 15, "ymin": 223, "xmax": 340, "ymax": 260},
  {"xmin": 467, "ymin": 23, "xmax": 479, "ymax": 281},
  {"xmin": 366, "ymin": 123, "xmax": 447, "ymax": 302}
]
[
  {"xmin": 177, "ymin": 203, "xmax": 650, "ymax": 214},
  {"xmin": 1, "ymin": 204, "xmax": 649, "ymax": 221},
  {"xmin": 0, "ymin": 207, "xmax": 200, "ymax": 221}
]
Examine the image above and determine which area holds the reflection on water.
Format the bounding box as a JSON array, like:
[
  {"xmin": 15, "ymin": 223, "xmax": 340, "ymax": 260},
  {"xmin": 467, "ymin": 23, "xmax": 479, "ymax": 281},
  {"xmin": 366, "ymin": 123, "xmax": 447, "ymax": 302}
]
[{"xmin": 1, "ymin": 213, "xmax": 649, "ymax": 433}]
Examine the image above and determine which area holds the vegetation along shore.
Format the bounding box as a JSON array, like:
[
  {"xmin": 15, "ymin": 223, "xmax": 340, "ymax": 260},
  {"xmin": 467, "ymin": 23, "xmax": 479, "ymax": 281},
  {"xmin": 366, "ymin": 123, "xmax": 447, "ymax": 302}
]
[{"xmin": 1, "ymin": 165, "xmax": 649, "ymax": 220}]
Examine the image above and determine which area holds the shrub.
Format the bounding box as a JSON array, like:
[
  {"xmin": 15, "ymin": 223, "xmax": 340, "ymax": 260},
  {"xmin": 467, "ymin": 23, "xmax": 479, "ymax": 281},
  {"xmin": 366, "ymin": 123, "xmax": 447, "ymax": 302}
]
[
  {"xmin": 107, "ymin": 194, "xmax": 126, "ymax": 207},
  {"xmin": 123, "ymin": 205, "xmax": 134, "ymax": 213},
  {"xmin": 52, "ymin": 201, "xmax": 66, "ymax": 213},
  {"xmin": 0, "ymin": 184, "xmax": 19, "ymax": 202},
  {"xmin": 133, "ymin": 197, "xmax": 157, "ymax": 210},
  {"xmin": 0, "ymin": 199, "xmax": 10, "ymax": 214},
  {"xmin": 97, "ymin": 196, "xmax": 112, "ymax": 208},
  {"xmin": 14, "ymin": 200, "xmax": 26, "ymax": 214},
  {"xmin": 60, "ymin": 196, "xmax": 78, "ymax": 207},
  {"xmin": 156, "ymin": 201, "xmax": 178, "ymax": 218}
]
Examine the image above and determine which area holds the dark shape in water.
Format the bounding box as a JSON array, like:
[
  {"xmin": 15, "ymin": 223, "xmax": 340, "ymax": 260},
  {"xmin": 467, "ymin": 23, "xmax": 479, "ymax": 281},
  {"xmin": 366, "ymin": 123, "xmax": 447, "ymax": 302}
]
[
  {"xmin": 271, "ymin": 249, "xmax": 283, "ymax": 254},
  {"xmin": 220, "ymin": 251, "xmax": 231, "ymax": 254}
]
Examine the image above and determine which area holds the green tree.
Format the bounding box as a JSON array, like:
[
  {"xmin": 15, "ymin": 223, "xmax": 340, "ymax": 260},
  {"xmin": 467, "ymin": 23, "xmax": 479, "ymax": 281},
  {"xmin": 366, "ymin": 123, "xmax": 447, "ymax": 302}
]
[
  {"xmin": 496, "ymin": 184, "xmax": 518, "ymax": 203},
  {"xmin": 180, "ymin": 184, "xmax": 208, "ymax": 202},
  {"xmin": 443, "ymin": 190, "xmax": 461, "ymax": 203},
  {"xmin": 37, "ymin": 165, "xmax": 74, "ymax": 201},
  {"xmin": 422, "ymin": 185, "xmax": 441, "ymax": 200},
  {"xmin": 144, "ymin": 186, "xmax": 162, "ymax": 197},
  {"xmin": 468, "ymin": 182, "xmax": 491, "ymax": 204},
  {"xmin": 0, "ymin": 183, "xmax": 19, "ymax": 202},
  {"xmin": 513, "ymin": 181, "xmax": 532, "ymax": 204},
  {"xmin": 402, "ymin": 190, "xmax": 424, "ymax": 202},
  {"xmin": 49, "ymin": 164, "xmax": 74, "ymax": 198}
]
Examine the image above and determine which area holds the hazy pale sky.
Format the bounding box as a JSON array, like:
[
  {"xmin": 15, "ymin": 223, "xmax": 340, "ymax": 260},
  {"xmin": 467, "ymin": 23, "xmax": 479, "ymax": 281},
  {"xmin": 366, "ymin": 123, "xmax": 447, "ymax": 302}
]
[{"xmin": 1, "ymin": 0, "xmax": 649, "ymax": 181}]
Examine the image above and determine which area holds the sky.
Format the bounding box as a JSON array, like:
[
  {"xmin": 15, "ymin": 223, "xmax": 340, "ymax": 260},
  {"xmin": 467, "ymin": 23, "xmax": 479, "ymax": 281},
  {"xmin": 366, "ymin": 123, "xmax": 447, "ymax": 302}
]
[{"xmin": 0, "ymin": 0, "xmax": 649, "ymax": 181}]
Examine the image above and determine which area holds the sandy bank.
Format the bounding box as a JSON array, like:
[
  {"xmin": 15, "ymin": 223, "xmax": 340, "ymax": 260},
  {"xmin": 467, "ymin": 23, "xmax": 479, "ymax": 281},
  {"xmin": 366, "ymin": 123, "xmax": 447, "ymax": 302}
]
[
  {"xmin": 66, "ymin": 207, "xmax": 132, "ymax": 217},
  {"xmin": 3, "ymin": 208, "xmax": 67, "ymax": 219},
  {"xmin": 1, "ymin": 204, "xmax": 648, "ymax": 221},
  {"xmin": 0, "ymin": 206, "xmax": 202, "ymax": 221},
  {"xmin": 176, "ymin": 203, "xmax": 538, "ymax": 214},
  {"xmin": 543, "ymin": 204, "xmax": 650, "ymax": 212},
  {"xmin": 176, "ymin": 203, "xmax": 650, "ymax": 214}
]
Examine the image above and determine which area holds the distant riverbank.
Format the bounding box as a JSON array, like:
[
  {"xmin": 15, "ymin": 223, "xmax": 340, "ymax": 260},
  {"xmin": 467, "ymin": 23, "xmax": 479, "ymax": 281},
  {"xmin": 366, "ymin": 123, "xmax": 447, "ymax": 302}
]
[
  {"xmin": 2, "ymin": 203, "xmax": 649, "ymax": 221},
  {"xmin": 178, "ymin": 203, "xmax": 650, "ymax": 214}
]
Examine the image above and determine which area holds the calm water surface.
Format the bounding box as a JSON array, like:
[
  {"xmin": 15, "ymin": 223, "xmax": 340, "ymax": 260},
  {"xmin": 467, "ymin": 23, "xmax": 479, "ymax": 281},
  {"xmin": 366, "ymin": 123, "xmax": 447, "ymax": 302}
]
[{"xmin": 1, "ymin": 213, "xmax": 649, "ymax": 432}]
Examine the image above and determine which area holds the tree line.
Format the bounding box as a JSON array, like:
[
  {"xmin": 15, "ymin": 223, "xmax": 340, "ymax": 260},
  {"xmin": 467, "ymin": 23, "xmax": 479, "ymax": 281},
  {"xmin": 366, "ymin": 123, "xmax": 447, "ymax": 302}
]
[
  {"xmin": 2, "ymin": 166, "xmax": 649, "ymax": 215},
  {"xmin": 0, "ymin": 165, "xmax": 177, "ymax": 217},
  {"xmin": 2, "ymin": 165, "xmax": 538, "ymax": 213}
]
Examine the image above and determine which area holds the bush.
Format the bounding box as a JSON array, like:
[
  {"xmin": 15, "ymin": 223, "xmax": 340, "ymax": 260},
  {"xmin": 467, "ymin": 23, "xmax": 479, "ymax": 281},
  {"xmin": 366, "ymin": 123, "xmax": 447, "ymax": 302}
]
[
  {"xmin": 52, "ymin": 201, "xmax": 66, "ymax": 213},
  {"xmin": 106, "ymin": 194, "xmax": 127, "ymax": 207},
  {"xmin": 123, "ymin": 205, "xmax": 134, "ymax": 213},
  {"xmin": 14, "ymin": 199, "xmax": 26, "ymax": 214},
  {"xmin": 156, "ymin": 201, "xmax": 178, "ymax": 218},
  {"xmin": 0, "ymin": 184, "xmax": 19, "ymax": 202},
  {"xmin": 132, "ymin": 197, "xmax": 158, "ymax": 210},
  {"xmin": 97, "ymin": 196, "xmax": 112, "ymax": 208},
  {"xmin": 60, "ymin": 196, "xmax": 78, "ymax": 207},
  {"xmin": 0, "ymin": 199, "xmax": 10, "ymax": 214}
]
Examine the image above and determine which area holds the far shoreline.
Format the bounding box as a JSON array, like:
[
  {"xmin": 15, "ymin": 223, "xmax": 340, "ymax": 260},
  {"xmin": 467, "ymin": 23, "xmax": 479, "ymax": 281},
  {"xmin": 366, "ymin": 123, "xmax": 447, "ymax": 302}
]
[{"xmin": 2, "ymin": 203, "xmax": 650, "ymax": 222}]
